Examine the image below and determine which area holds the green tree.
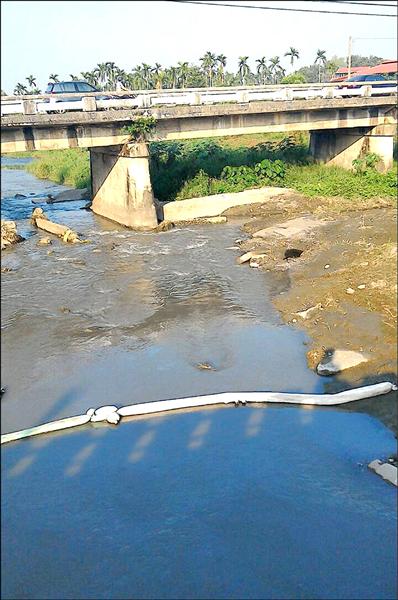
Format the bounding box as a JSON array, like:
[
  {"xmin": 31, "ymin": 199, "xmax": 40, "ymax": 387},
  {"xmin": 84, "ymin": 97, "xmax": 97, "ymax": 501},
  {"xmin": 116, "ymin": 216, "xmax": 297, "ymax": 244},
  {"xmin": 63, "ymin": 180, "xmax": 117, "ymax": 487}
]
[
  {"xmin": 152, "ymin": 63, "xmax": 163, "ymax": 89},
  {"xmin": 48, "ymin": 74, "xmax": 59, "ymax": 83},
  {"xmin": 94, "ymin": 63, "xmax": 108, "ymax": 89},
  {"xmin": 26, "ymin": 75, "xmax": 36, "ymax": 88},
  {"xmin": 200, "ymin": 51, "xmax": 217, "ymax": 86},
  {"xmin": 81, "ymin": 71, "xmax": 98, "ymax": 87},
  {"xmin": 216, "ymin": 54, "xmax": 227, "ymax": 85},
  {"xmin": 105, "ymin": 61, "xmax": 118, "ymax": 89},
  {"xmin": 325, "ymin": 60, "xmax": 340, "ymax": 81},
  {"xmin": 284, "ymin": 47, "xmax": 300, "ymax": 67},
  {"xmin": 141, "ymin": 63, "xmax": 153, "ymax": 89},
  {"xmin": 177, "ymin": 61, "xmax": 189, "ymax": 88},
  {"xmin": 314, "ymin": 49, "xmax": 327, "ymax": 83},
  {"xmin": 69, "ymin": 74, "xmax": 79, "ymax": 81},
  {"xmin": 132, "ymin": 65, "xmax": 145, "ymax": 89},
  {"xmin": 269, "ymin": 56, "xmax": 285, "ymax": 84},
  {"xmin": 14, "ymin": 82, "xmax": 28, "ymax": 95},
  {"xmin": 238, "ymin": 56, "xmax": 250, "ymax": 85},
  {"xmin": 281, "ymin": 73, "xmax": 306, "ymax": 84},
  {"xmin": 255, "ymin": 57, "xmax": 268, "ymax": 85}
]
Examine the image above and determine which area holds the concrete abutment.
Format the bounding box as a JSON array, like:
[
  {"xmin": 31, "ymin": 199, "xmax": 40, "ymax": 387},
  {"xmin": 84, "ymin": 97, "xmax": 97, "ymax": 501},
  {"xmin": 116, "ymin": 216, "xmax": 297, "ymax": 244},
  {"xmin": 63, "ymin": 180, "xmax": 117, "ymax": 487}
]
[
  {"xmin": 309, "ymin": 124, "xmax": 394, "ymax": 172},
  {"xmin": 90, "ymin": 142, "xmax": 158, "ymax": 230}
]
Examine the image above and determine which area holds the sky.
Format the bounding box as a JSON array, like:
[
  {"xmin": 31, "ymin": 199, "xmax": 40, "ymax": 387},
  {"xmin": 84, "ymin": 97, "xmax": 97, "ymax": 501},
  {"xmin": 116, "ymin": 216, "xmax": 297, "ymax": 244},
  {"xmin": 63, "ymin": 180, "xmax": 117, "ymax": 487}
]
[{"xmin": 1, "ymin": 0, "xmax": 397, "ymax": 92}]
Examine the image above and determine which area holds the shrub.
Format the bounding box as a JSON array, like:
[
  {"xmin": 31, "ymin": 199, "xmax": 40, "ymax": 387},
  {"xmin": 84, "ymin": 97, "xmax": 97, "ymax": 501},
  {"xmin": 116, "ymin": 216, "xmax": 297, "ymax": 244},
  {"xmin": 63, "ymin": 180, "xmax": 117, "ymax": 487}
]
[
  {"xmin": 122, "ymin": 116, "xmax": 157, "ymax": 141},
  {"xmin": 281, "ymin": 73, "xmax": 306, "ymax": 84}
]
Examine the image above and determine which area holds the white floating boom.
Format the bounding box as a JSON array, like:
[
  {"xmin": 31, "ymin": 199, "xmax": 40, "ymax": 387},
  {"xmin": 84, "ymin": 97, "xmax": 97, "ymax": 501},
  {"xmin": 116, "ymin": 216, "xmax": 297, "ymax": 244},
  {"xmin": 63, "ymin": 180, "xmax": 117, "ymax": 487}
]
[{"xmin": 1, "ymin": 382, "xmax": 396, "ymax": 445}]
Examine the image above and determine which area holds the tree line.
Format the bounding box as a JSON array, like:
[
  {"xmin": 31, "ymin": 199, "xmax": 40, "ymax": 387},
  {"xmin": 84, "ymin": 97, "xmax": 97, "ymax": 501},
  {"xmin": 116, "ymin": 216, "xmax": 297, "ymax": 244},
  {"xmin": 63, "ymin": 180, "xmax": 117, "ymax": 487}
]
[{"xmin": 6, "ymin": 51, "xmax": 384, "ymax": 95}]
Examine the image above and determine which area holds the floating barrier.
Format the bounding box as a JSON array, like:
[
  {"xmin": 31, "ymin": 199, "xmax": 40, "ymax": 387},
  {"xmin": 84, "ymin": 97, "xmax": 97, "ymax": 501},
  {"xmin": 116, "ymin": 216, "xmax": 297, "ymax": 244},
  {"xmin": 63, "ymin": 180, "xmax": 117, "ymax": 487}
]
[{"xmin": 1, "ymin": 382, "xmax": 396, "ymax": 445}]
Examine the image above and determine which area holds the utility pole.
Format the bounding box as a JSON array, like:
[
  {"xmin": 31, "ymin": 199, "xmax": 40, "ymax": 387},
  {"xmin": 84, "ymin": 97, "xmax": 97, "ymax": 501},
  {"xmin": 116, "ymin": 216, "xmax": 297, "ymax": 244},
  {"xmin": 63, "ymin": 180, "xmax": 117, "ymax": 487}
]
[{"xmin": 347, "ymin": 36, "xmax": 353, "ymax": 78}]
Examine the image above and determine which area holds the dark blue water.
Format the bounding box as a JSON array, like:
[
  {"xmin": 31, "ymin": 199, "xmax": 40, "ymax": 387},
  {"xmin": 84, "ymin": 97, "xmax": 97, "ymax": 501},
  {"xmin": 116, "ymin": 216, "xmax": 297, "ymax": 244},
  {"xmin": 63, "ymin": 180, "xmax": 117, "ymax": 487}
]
[{"xmin": 2, "ymin": 407, "xmax": 397, "ymax": 599}]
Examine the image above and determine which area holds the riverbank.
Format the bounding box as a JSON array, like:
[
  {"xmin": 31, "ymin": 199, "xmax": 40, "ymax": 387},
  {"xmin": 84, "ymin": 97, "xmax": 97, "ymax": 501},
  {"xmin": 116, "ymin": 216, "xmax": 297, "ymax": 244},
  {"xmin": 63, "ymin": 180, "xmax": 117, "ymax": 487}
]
[
  {"xmin": 4, "ymin": 133, "xmax": 397, "ymax": 202},
  {"xmin": 232, "ymin": 192, "xmax": 397, "ymax": 431}
]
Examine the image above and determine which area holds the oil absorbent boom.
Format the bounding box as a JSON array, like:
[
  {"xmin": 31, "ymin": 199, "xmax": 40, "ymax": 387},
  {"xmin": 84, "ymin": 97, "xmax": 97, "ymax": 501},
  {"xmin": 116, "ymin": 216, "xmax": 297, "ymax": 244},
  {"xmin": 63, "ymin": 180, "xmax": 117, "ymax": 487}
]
[{"xmin": 1, "ymin": 382, "xmax": 396, "ymax": 445}]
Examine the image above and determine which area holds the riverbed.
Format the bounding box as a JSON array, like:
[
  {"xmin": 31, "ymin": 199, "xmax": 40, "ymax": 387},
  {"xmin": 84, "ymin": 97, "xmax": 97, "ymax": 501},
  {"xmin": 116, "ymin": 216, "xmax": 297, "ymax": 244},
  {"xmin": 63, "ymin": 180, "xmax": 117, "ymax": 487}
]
[{"xmin": 1, "ymin": 160, "xmax": 397, "ymax": 600}]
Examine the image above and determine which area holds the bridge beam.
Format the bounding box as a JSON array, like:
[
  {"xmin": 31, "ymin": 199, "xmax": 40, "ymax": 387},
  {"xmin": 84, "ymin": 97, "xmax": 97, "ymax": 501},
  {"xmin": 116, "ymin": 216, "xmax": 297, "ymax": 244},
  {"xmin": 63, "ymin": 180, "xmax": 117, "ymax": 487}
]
[
  {"xmin": 90, "ymin": 142, "xmax": 158, "ymax": 230},
  {"xmin": 309, "ymin": 124, "xmax": 394, "ymax": 172}
]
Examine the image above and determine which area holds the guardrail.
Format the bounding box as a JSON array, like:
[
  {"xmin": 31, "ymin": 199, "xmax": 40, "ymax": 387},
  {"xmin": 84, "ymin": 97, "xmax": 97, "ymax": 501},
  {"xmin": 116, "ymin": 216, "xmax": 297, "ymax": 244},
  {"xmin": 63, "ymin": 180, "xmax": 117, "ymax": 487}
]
[{"xmin": 1, "ymin": 81, "xmax": 397, "ymax": 117}]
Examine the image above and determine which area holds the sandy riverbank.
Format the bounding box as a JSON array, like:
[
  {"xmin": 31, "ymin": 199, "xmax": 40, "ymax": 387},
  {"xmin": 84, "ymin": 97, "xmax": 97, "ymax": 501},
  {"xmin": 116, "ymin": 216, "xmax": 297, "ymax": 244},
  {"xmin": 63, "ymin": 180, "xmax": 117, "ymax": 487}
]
[{"xmin": 227, "ymin": 193, "xmax": 397, "ymax": 431}]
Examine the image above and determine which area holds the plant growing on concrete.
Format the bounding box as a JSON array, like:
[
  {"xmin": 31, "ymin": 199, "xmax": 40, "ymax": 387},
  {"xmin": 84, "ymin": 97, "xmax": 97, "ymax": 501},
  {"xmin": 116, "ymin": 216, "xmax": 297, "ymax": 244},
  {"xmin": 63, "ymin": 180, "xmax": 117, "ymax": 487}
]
[
  {"xmin": 352, "ymin": 153, "xmax": 381, "ymax": 174},
  {"xmin": 122, "ymin": 116, "xmax": 158, "ymax": 142}
]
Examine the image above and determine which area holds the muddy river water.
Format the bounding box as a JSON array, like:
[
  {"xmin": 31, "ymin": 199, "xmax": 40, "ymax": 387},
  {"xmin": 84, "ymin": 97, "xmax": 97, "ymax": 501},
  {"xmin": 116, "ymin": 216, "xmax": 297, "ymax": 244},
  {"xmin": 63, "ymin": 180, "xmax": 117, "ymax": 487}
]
[
  {"xmin": 1, "ymin": 159, "xmax": 326, "ymax": 434},
  {"xmin": 1, "ymin": 160, "xmax": 396, "ymax": 599}
]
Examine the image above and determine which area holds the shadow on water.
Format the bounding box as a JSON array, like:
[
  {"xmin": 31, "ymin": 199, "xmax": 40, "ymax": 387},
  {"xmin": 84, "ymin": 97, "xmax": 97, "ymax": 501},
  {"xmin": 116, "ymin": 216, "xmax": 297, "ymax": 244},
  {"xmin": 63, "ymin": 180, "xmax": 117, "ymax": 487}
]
[{"xmin": 1, "ymin": 369, "xmax": 397, "ymax": 600}]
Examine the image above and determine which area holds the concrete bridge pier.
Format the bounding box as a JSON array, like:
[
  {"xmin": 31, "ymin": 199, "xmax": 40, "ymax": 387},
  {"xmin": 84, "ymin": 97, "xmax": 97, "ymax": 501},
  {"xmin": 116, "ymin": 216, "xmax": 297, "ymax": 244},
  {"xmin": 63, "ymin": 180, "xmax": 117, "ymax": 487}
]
[
  {"xmin": 90, "ymin": 142, "xmax": 158, "ymax": 230},
  {"xmin": 309, "ymin": 124, "xmax": 394, "ymax": 172}
]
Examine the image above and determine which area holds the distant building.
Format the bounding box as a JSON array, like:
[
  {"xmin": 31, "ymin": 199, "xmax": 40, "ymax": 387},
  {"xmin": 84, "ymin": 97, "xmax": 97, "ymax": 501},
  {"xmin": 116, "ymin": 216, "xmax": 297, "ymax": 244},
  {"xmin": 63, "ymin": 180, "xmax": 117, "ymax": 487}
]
[{"xmin": 329, "ymin": 60, "xmax": 397, "ymax": 82}]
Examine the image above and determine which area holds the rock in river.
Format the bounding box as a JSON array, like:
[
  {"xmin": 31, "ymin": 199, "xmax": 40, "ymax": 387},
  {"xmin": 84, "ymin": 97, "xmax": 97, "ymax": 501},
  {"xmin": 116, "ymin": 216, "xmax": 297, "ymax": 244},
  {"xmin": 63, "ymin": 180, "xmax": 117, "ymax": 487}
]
[
  {"xmin": 47, "ymin": 188, "xmax": 90, "ymax": 204},
  {"xmin": 1, "ymin": 220, "xmax": 24, "ymax": 250},
  {"xmin": 316, "ymin": 350, "xmax": 368, "ymax": 376}
]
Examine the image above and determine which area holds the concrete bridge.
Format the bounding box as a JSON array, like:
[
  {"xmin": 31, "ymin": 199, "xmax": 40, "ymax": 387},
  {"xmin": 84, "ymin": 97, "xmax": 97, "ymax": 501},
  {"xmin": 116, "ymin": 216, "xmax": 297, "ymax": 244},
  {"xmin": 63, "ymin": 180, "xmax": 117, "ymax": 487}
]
[{"xmin": 1, "ymin": 85, "xmax": 396, "ymax": 230}]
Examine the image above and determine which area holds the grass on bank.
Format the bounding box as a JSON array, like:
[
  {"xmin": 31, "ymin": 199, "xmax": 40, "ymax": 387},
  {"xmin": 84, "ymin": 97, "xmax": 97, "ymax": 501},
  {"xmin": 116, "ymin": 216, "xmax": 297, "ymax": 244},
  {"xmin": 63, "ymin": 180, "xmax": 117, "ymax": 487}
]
[
  {"xmin": 26, "ymin": 148, "xmax": 91, "ymax": 189},
  {"xmin": 4, "ymin": 132, "xmax": 397, "ymax": 201}
]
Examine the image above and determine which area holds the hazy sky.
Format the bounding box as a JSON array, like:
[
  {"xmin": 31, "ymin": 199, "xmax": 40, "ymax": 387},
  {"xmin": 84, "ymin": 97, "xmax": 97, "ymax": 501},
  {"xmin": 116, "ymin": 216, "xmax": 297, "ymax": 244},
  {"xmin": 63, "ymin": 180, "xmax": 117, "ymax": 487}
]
[{"xmin": 1, "ymin": 0, "xmax": 397, "ymax": 92}]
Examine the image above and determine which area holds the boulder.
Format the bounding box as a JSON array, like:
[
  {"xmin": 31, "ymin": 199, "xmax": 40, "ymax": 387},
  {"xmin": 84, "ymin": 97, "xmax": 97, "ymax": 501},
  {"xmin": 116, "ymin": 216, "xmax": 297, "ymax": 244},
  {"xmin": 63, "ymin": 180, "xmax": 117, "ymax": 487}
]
[
  {"xmin": 37, "ymin": 237, "xmax": 52, "ymax": 246},
  {"xmin": 46, "ymin": 188, "xmax": 90, "ymax": 203},
  {"xmin": 316, "ymin": 350, "xmax": 368, "ymax": 376},
  {"xmin": 1, "ymin": 220, "xmax": 24, "ymax": 250}
]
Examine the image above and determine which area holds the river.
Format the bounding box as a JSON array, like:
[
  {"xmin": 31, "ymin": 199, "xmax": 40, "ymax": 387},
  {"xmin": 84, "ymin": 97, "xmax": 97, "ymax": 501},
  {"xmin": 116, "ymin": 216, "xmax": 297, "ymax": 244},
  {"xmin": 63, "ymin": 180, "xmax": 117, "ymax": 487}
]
[
  {"xmin": 0, "ymin": 158, "xmax": 326, "ymax": 434},
  {"xmin": 1, "ymin": 160, "xmax": 396, "ymax": 600}
]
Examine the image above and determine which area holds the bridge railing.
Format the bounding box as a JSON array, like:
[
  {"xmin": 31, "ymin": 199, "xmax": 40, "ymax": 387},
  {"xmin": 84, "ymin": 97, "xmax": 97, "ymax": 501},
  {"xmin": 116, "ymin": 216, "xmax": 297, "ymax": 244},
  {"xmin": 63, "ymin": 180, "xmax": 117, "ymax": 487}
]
[{"xmin": 1, "ymin": 81, "xmax": 397, "ymax": 116}]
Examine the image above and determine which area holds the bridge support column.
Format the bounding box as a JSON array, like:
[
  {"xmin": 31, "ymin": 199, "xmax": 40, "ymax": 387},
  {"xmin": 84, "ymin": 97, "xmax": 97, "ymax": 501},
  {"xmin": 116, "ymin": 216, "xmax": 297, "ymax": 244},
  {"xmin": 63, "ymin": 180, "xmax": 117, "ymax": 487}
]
[
  {"xmin": 309, "ymin": 124, "xmax": 394, "ymax": 172},
  {"xmin": 90, "ymin": 142, "xmax": 158, "ymax": 230}
]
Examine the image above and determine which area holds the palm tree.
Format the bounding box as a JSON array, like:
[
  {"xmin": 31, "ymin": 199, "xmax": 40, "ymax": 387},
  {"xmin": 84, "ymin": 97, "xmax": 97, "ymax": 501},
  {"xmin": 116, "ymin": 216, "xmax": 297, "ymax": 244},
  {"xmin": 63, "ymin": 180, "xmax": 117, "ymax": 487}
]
[
  {"xmin": 284, "ymin": 47, "xmax": 300, "ymax": 67},
  {"xmin": 48, "ymin": 74, "xmax": 59, "ymax": 83},
  {"xmin": 177, "ymin": 61, "xmax": 189, "ymax": 88},
  {"xmin": 141, "ymin": 63, "xmax": 153, "ymax": 89},
  {"xmin": 81, "ymin": 71, "xmax": 98, "ymax": 87},
  {"xmin": 69, "ymin": 74, "xmax": 79, "ymax": 81},
  {"xmin": 154, "ymin": 70, "xmax": 166, "ymax": 90},
  {"xmin": 200, "ymin": 51, "xmax": 217, "ymax": 86},
  {"xmin": 94, "ymin": 63, "xmax": 108, "ymax": 89},
  {"xmin": 132, "ymin": 65, "xmax": 145, "ymax": 89},
  {"xmin": 216, "ymin": 54, "xmax": 227, "ymax": 85},
  {"xmin": 238, "ymin": 56, "xmax": 250, "ymax": 85},
  {"xmin": 14, "ymin": 82, "xmax": 28, "ymax": 95},
  {"xmin": 105, "ymin": 62, "xmax": 118, "ymax": 89},
  {"xmin": 26, "ymin": 75, "xmax": 36, "ymax": 88},
  {"xmin": 269, "ymin": 56, "xmax": 282, "ymax": 84},
  {"xmin": 114, "ymin": 68, "xmax": 129, "ymax": 89},
  {"xmin": 255, "ymin": 57, "xmax": 267, "ymax": 85},
  {"xmin": 315, "ymin": 49, "xmax": 327, "ymax": 83},
  {"xmin": 152, "ymin": 63, "xmax": 163, "ymax": 89},
  {"xmin": 168, "ymin": 66, "xmax": 179, "ymax": 89}
]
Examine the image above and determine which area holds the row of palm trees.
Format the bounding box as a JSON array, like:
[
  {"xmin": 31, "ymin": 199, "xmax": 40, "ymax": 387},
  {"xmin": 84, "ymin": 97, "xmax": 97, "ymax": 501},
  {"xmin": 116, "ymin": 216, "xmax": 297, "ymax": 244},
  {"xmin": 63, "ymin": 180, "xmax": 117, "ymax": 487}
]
[{"xmin": 11, "ymin": 49, "xmax": 329, "ymax": 95}]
